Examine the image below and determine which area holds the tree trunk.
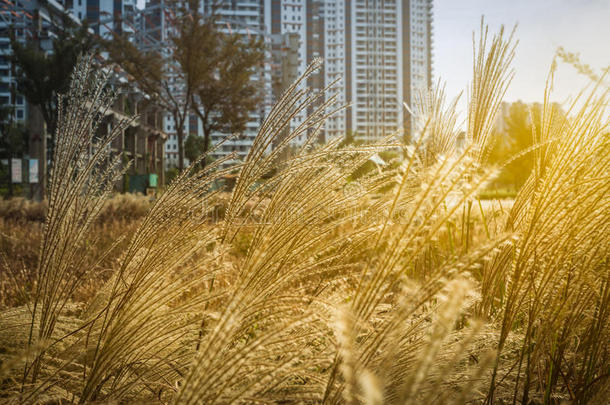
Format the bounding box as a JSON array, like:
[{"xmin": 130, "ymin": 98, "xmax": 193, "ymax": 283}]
[
  {"xmin": 174, "ymin": 111, "xmax": 185, "ymax": 171},
  {"xmin": 192, "ymin": 105, "xmax": 211, "ymax": 169},
  {"xmin": 202, "ymin": 126, "xmax": 211, "ymax": 169},
  {"xmin": 40, "ymin": 106, "xmax": 54, "ymax": 201},
  {"xmin": 177, "ymin": 127, "xmax": 185, "ymax": 171},
  {"xmin": 7, "ymin": 150, "xmax": 13, "ymax": 197},
  {"xmin": 40, "ymin": 126, "xmax": 47, "ymax": 201}
]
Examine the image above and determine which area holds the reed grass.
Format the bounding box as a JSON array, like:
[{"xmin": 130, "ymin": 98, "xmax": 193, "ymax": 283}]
[{"xmin": 0, "ymin": 23, "xmax": 608, "ymax": 404}]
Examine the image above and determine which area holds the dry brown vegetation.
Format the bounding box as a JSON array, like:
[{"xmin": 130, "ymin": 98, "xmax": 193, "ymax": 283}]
[{"xmin": 0, "ymin": 24, "xmax": 608, "ymax": 404}]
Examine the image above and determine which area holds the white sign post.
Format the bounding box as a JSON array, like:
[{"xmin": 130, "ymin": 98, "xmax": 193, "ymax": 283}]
[
  {"xmin": 29, "ymin": 159, "xmax": 38, "ymax": 184},
  {"xmin": 11, "ymin": 158, "xmax": 22, "ymax": 183}
]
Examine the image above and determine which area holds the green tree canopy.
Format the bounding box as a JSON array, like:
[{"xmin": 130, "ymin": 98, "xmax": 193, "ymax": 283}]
[
  {"xmin": 172, "ymin": 2, "xmax": 265, "ymax": 165},
  {"xmin": 10, "ymin": 14, "xmax": 95, "ymax": 137},
  {"xmin": 104, "ymin": 2, "xmax": 196, "ymax": 171},
  {"xmin": 104, "ymin": 0, "xmax": 264, "ymax": 170},
  {"xmin": 184, "ymin": 133, "xmax": 207, "ymax": 164}
]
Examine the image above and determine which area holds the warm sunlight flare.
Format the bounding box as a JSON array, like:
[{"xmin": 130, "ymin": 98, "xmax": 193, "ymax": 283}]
[{"xmin": 0, "ymin": 1, "xmax": 608, "ymax": 404}]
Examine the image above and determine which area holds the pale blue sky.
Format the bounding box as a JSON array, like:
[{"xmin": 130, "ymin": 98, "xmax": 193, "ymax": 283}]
[{"xmin": 434, "ymin": 0, "xmax": 609, "ymax": 106}]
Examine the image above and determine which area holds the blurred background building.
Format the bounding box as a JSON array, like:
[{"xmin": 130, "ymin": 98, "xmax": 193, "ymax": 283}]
[
  {"xmin": 134, "ymin": 0, "xmax": 433, "ymax": 166},
  {"xmin": 199, "ymin": 0, "xmax": 273, "ymax": 164},
  {"xmin": 1, "ymin": 0, "xmax": 434, "ymax": 177},
  {"xmin": 0, "ymin": 0, "xmax": 167, "ymax": 197}
]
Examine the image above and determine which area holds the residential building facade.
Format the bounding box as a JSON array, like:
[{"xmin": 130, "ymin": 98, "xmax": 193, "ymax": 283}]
[
  {"xmin": 321, "ymin": 0, "xmax": 433, "ymax": 142},
  {"xmin": 199, "ymin": 0, "xmax": 273, "ymax": 163}
]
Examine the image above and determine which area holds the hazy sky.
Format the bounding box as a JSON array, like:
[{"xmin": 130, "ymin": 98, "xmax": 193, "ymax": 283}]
[{"xmin": 434, "ymin": 0, "xmax": 610, "ymax": 107}]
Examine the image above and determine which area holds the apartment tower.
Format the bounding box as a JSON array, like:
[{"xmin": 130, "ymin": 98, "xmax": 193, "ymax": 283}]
[{"xmin": 322, "ymin": 0, "xmax": 433, "ymax": 142}]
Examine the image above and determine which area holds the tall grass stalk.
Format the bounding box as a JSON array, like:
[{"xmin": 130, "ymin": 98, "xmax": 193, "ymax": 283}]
[
  {"xmin": 23, "ymin": 55, "xmax": 132, "ymax": 386},
  {"xmin": 0, "ymin": 22, "xmax": 607, "ymax": 404}
]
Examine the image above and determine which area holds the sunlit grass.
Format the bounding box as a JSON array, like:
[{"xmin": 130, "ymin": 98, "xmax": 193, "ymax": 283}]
[{"xmin": 0, "ymin": 23, "xmax": 608, "ymax": 404}]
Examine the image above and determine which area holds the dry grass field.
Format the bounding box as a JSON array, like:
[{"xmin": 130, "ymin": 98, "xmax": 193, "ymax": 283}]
[{"xmin": 0, "ymin": 24, "xmax": 608, "ymax": 404}]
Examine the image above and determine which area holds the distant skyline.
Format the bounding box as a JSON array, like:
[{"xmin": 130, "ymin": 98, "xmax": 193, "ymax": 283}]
[{"xmin": 136, "ymin": 0, "xmax": 609, "ymax": 108}]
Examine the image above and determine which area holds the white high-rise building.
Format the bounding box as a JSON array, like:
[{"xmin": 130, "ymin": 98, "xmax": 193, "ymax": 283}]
[
  {"xmin": 196, "ymin": 0, "xmax": 273, "ymax": 163},
  {"xmin": 406, "ymin": 0, "xmax": 433, "ymax": 105},
  {"xmin": 350, "ymin": 0, "xmax": 402, "ymax": 141},
  {"xmin": 270, "ymin": 0, "xmax": 308, "ymax": 144},
  {"xmin": 321, "ymin": 0, "xmax": 347, "ymax": 141},
  {"xmin": 320, "ymin": 0, "xmax": 433, "ymax": 142},
  {"xmin": 0, "ymin": 0, "xmax": 82, "ymax": 123}
]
